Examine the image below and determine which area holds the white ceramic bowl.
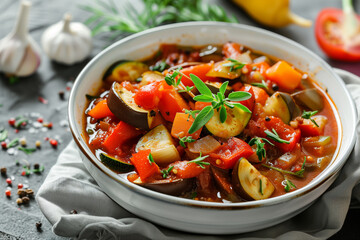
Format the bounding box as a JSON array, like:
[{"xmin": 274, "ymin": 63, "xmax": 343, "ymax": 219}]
[{"xmin": 68, "ymin": 22, "xmax": 357, "ymax": 234}]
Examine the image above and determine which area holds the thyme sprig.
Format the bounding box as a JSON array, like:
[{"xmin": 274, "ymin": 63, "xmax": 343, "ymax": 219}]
[
  {"xmin": 262, "ymin": 157, "xmax": 306, "ymax": 178},
  {"xmin": 160, "ymin": 166, "xmax": 174, "ymax": 178},
  {"xmin": 265, "ymin": 129, "xmax": 290, "ymax": 144},
  {"xmin": 150, "ymin": 60, "xmax": 169, "ymax": 72},
  {"xmin": 284, "ymin": 177, "xmax": 297, "ymax": 192},
  {"xmin": 222, "ymin": 58, "xmax": 246, "ymax": 72},
  {"xmin": 248, "ymin": 137, "xmax": 274, "ymax": 161},
  {"xmin": 302, "ymin": 110, "xmax": 319, "ymax": 127},
  {"xmin": 81, "ymin": 0, "xmax": 237, "ymax": 39},
  {"xmin": 148, "ymin": 153, "xmax": 155, "ymax": 165},
  {"xmin": 251, "ymin": 80, "xmax": 268, "ymax": 90},
  {"xmin": 179, "ymin": 136, "xmax": 195, "ymax": 148},
  {"xmin": 184, "ymin": 109, "xmax": 199, "ymax": 121},
  {"xmin": 18, "ymin": 147, "xmax": 36, "ymax": 155},
  {"xmin": 164, "ymin": 67, "xmax": 183, "ymax": 87},
  {"xmin": 188, "ymin": 153, "xmax": 210, "ymax": 169},
  {"xmin": 188, "ymin": 74, "xmax": 251, "ymax": 134},
  {"xmin": 178, "ymin": 86, "xmax": 194, "ymax": 93}
]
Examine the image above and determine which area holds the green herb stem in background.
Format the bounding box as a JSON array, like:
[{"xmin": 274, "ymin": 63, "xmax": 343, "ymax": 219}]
[
  {"xmin": 187, "ymin": 153, "xmax": 210, "ymax": 169},
  {"xmin": 0, "ymin": 129, "xmax": 8, "ymax": 142},
  {"xmin": 81, "ymin": 0, "xmax": 238, "ymax": 39},
  {"xmin": 302, "ymin": 110, "xmax": 319, "ymax": 127},
  {"xmin": 18, "ymin": 147, "xmax": 36, "ymax": 155}
]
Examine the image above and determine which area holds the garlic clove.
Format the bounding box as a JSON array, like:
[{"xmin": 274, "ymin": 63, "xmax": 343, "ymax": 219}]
[
  {"xmin": 41, "ymin": 13, "xmax": 92, "ymax": 65},
  {"xmin": 0, "ymin": 0, "xmax": 41, "ymax": 77}
]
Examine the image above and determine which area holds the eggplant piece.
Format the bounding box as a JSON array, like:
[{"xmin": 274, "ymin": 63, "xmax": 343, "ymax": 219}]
[
  {"xmin": 291, "ymin": 89, "xmax": 324, "ymax": 111},
  {"xmin": 133, "ymin": 177, "xmax": 193, "ymax": 196},
  {"xmin": 206, "ymin": 60, "xmax": 242, "ymax": 79},
  {"xmin": 103, "ymin": 61, "xmax": 149, "ymax": 83},
  {"xmin": 231, "ymin": 158, "xmax": 274, "ymax": 200},
  {"xmin": 135, "ymin": 125, "xmax": 181, "ymax": 165},
  {"xmin": 263, "ymin": 92, "xmax": 301, "ymax": 124},
  {"xmin": 139, "ymin": 71, "xmax": 165, "ymax": 86},
  {"xmin": 205, "ymin": 105, "xmax": 251, "ymax": 138},
  {"xmin": 199, "ymin": 44, "xmax": 223, "ymax": 62},
  {"xmin": 107, "ymin": 82, "xmax": 161, "ymax": 130},
  {"xmin": 211, "ymin": 166, "xmax": 241, "ymax": 202}
]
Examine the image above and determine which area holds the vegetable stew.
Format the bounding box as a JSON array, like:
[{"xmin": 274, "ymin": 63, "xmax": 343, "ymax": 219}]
[{"xmin": 84, "ymin": 42, "xmax": 338, "ymax": 202}]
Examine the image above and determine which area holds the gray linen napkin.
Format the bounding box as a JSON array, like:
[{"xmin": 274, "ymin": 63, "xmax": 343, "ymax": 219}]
[{"xmin": 36, "ymin": 69, "xmax": 360, "ymax": 240}]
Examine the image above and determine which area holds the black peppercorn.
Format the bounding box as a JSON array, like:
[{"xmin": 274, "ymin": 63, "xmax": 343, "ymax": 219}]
[
  {"xmin": 36, "ymin": 221, "xmax": 42, "ymax": 230},
  {"xmin": 34, "ymin": 163, "xmax": 40, "ymax": 170},
  {"xmin": 0, "ymin": 167, "xmax": 6, "ymax": 175},
  {"xmin": 265, "ymin": 117, "xmax": 271, "ymax": 121},
  {"xmin": 21, "ymin": 196, "xmax": 30, "ymax": 204},
  {"xmin": 272, "ymin": 84, "xmax": 279, "ymax": 91},
  {"xmin": 25, "ymin": 189, "xmax": 34, "ymax": 197},
  {"xmin": 59, "ymin": 91, "xmax": 65, "ymax": 100},
  {"xmin": 18, "ymin": 189, "xmax": 27, "ymax": 198}
]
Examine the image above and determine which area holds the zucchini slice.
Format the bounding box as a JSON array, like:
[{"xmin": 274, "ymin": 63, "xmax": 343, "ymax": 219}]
[
  {"xmin": 139, "ymin": 71, "xmax": 165, "ymax": 86},
  {"xmin": 206, "ymin": 60, "xmax": 242, "ymax": 79},
  {"xmin": 103, "ymin": 61, "xmax": 149, "ymax": 83},
  {"xmin": 263, "ymin": 92, "xmax": 301, "ymax": 124},
  {"xmin": 232, "ymin": 158, "xmax": 274, "ymax": 200},
  {"xmin": 205, "ymin": 106, "xmax": 251, "ymax": 138},
  {"xmin": 100, "ymin": 153, "xmax": 134, "ymax": 172},
  {"xmin": 135, "ymin": 125, "xmax": 181, "ymax": 165},
  {"xmin": 107, "ymin": 82, "xmax": 162, "ymax": 130}
]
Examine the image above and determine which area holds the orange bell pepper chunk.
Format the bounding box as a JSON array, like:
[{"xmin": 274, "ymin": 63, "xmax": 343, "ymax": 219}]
[
  {"xmin": 88, "ymin": 99, "xmax": 114, "ymax": 119},
  {"xmin": 266, "ymin": 61, "xmax": 302, "ymax": 91},
  {"xmin": 171, "ymin": 112, "xmax": 202, "ymax": 139}
]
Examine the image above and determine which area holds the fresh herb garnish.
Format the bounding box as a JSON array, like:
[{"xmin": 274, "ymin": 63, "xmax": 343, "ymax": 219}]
[
  {"xmin": 188, "ymin": 74, "xmax": 251, "ymax": 134},
  {"xmin": 18, "ymin": 147, "xmax": 36, "ymax": 155},
  {"xmin": 262, "ymin": 163, "xmax": 305, "ymax": 178},
  {"xmin": 164, "ymin": 67, "xmax": 183, "ymax": 87},
  {"xmin": 86, "ymin": 94, "xmax": 100, "ymax": 100},
  {"xmin": 302, "ymin": 110, "xmax": 319, "ymax": 127},
  {"xmin": 0, "ymin": 129, "xmax": 8, "ymax": 142},
  {"xmin": 81, "ymin": 0, "xmax": 237, "ymax": 38},
  {"xmin": 150, "ymin": 60, "xmax": 169, "ymax": 72},
  {"xmin": 178, "ymin": 86, "xmax": 194, "ymax": 93},
  {"xmin": 251, "ymin": 80, "xmax": 268, "ymax": 90},
  {"xmin": 248, "ymin": 137, "xmax": 274, "ymax": 161},
  {"xmin": 148, "ymin": 153, "xmax": 154, "ymax": 165},
  {"xmin": 179, "ymin": 136, "xmax": 195, "ymax": 148},
  {"xmin": 259, "ymin": 179, "xmax": 263, "ymax": 195},
  {"xmin": 160, "ymin": 166, "xmax": 174, "ymax": 178},
  {"xmin": 265, "ymin": 129, "xmax": 290, "ymax": 144},
  {"xmin": 222, "ymin": 58, "xmax": 246, "ymax": 72},
  {"xmin": 188, "ymin": 153, "xmax": 210, "ymax": 169},
  {"xmin": 14, "ymin": 116, "xmax": 28, "ymax": 129},
  {"xmin": 284, "ymin": 177, "xmax": 296, "ymax": 192},
  {"xmin": 184, "ymin": 109, "xmax": 199, "ymax": 121},
  {"xmin": 9, "ymin": 76, "xmax": 19, "ymax": 84},
  {"xmin": 7, "ymin": 138, "xmax": 19, "ymax": 148},
  {"xmin": 23, "ymin": 165, "xmax": 44, "ymax": 175},
  {"xmin": 190, "ymin": 191, "xmax": 197, "ymax": 199}
]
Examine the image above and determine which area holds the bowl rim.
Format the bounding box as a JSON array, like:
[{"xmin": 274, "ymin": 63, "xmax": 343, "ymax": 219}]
[{"xmin": 68, "ymin": 21, "xmax": 357, "ymax": 209}]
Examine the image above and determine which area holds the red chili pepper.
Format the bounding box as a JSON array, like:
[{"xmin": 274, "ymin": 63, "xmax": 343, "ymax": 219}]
[
  {"xmin": 315, "ymin": 3, "xmax": 360, "ymax": 61},
  {"xmin": 8, "ymin": 118, "xmax": 15, "ymax": 126},
  {"xmin": 6, "ymin": 178, "xmax": 12, "ymax": 185},
  {"xmin": 5, "ymin": 190, "xmax": 11, "ymax": 197},
  {"xmin": 18, "ymin": 183, "xmax": 23, "ymax": 189}
]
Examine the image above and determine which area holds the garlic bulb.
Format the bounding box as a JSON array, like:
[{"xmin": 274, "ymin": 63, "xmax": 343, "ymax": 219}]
[
  {"xmin": 0, "ymin": 1, "xmax": 41, "ymax": 77},
  {"xmin": 42, "ymin": 14, "xmax": 92, "ymax": 65}
]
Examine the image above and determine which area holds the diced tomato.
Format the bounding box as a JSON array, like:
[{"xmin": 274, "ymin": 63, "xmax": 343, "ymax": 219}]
[
  {"xmin": 298, "ymin": 116, "xmax": 327, "ymax": 137},
  {"xmin": 252, "ymin": 61, "xmax": 270, "ymax": 75},
  {"xmin": 179, "ymin": 63, "xmax": 221, "ymax": 87},
  {"xmin": 171, "ymin": 112, "xmax": 202, "ymax": 139},
  {"xmin": 231, "ymin": 82, "xmax": 243, "ymax": 91},
  {"xmin": 222, "ymin": 42, "xmax": 242, "ymax": 58},
  {"xmin": 266, "ymin": 61, "xmax": 302, "ymax": 91},
  {"xmin": 102, "ymin": 121, "xmax": 143, "ymax": 154},
  {"xmin": 247, "ymin": 116, "xmax": 301, "ymax": 153},
  {"xmin": 274, "ymin": 143, "xmax": 301, "ymax": 170},
  {"xmin": 194, "ymin": 101, "xmax": 211, "ymax": 110},
  {"xmin": 158, "ymin": 89, "xmax": 189, "ymax": 122},
  {"xmin": 251, "ymin": 86, "xmax": 269, "ymax": 106},
  {"xmin": 130, "ymin": 149, "xmax": 160, "ymax": 181},
  {"xmin": 171, "ymin": 160, "xmax": 207, "ymax": 179},
  {"xmin": 134, "ymin": 81, "xmax": 161, "ymax": 110},
  {"xmin": 238, "ymin": 85, "xmax": 255, "ymax": 112},
  {"xmin": 209, "ymin": 137, "xmax": 254, "ymax": 169},
  {"xmin": 88, "ymin": 99, "xmax": 114, "ymax": 119}
]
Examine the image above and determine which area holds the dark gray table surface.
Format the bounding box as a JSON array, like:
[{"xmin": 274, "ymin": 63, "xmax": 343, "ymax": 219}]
[{"xmin": 0, "ymin": 0, "xmax": 359, "ymax": 239}]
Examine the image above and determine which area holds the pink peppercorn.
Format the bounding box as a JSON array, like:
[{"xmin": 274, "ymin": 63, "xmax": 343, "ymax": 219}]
[
  {"xmin": 8, "ymin": 118, "xmax": 15, "ymax": 126},
  {"xmin": 18, "ymin": 183, "xmax": 23, "ymax": 189},
  {"xmin": 37, "ymin": 117, "xmax": 43, "ymax": 123},
  {"xmin": 5, "ymin": 190, "xmax": 11, "ymax": 197},
  {"xmin": 1, "ymin": 142, "xmax": 7, "ymax": 149},
  {"xmin": 6, "ymin": 178, "xmax": 12, "ymax": 185},
  {"xmin": 50, "ymin": 139, "xmax": 58, "ymax": 148}
]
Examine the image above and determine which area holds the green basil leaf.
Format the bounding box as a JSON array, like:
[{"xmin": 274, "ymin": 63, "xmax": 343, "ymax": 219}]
[
  {"xmin": 193, "ymin": 95, "xmax": 214, "ymax": 102},
  {"xmin": 188, "ymin": 105, "xmax": 214, "ymax": 134},
  {"xmin": 228, "ymin": 91, "xmax": 252, "ymax": 101},
  {"xmin": 190, "ymin": 74, "xmax": 213, "ymax": 97},
  {"xmin": 232, "ymin": 103, "xmax": 251, "ymax": 113},
  {"xmin": 219, "ymin": 105, "xmax": 227, "ymax": 123},
  {"xmin": 219, "ymin": 81, "xmax": 229, "ymax": 96}
]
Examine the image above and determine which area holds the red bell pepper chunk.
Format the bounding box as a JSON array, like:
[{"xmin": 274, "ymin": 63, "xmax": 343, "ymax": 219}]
[
  {"xmin": 247, "ymin": 116, "xmax": 301, "ymax": 153},
  {"xmin": 251, "ymin": 86, "xmax": 269, "ymax": 106},
  {"xmin": 238, "ymin": 85, "xmax": 255, "ymax": 112},
  {"xmin": 130, "ymin": 149, "xmax": 160, "ymax": 181},
  {"xmin": 134, "ymin": 81, "xmax": 161, "ymax": 110},
  {"xmin": 222, "ymin": 42, "xmax": 243, "ymax": 58},
  {"xmin": 179, "ymin": 63, "xmax": 221, "ymax": 87},
  {"xmin": 298, "ymin": 116, "xmax": 327, "ymax": 137},
  {"xmin": 209, "ymin": 137, "xmax": 254, "ymax": 169},
  {"xmin": 88, "ymin": 99, "xmax": 114, "ymax": 119},
  {"xmin": 170, "ymin": 160, "xmax": 206, "ymax": 179},
  {"xmin": 102, "ymin": 121, "xmax": 143, "ymax": 154},
  {"xmin": 158, "ymin": 88, "xmax": 189, "ymax": 122},
  {"xmin": 315, "ymin": 7, "xmax": 360, "ymax": 61}
]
